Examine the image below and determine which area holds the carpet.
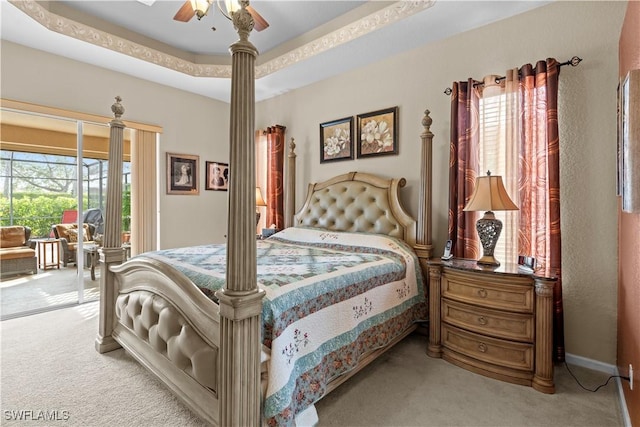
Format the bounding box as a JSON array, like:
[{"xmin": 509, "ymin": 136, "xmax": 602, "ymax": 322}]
[{"xmin": 0, "ymin": 302, "xmax": 623, "ymax": 426}]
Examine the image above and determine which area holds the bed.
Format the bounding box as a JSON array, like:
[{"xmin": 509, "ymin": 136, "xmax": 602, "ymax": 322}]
[{"xmin": 95, "ymin": 3, "xmax": 435, "ymax": 426}]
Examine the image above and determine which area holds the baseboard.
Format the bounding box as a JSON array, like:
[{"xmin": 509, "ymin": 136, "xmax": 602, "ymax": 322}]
[{"xmin": 565, "ymin": 352, "xmax": 632, "ymax": 427}]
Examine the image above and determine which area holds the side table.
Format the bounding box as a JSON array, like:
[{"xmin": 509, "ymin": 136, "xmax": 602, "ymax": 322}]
[
  {"xmin": 83, "ymin": 244, "xmax": 100, "ymax": 280},
  {"xmin": 122, "ymin": 242, "xmax": 131, "ymax": 261},
  {"xmin": 36, "ymin": 238, "xmax": 60, "ymax": 270},
  {"xmin": 427, "ymin": 258, "xmax": 557, "ymax": 393}
]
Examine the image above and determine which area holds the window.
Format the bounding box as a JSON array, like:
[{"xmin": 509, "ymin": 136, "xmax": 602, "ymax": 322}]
[{"xmin": 477, "ymin": 82, "xmax": 519, "ymax": 264}]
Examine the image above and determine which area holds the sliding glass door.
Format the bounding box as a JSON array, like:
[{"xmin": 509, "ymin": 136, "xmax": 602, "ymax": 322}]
[{"xmin": 0, "ymin": 107, "xmax": 131, "ymax": 319}]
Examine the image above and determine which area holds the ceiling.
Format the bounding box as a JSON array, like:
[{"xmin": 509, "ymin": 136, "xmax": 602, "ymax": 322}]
[{"xmin": 0, "ymin": 0, "xmax": 551, "ymax": 103}]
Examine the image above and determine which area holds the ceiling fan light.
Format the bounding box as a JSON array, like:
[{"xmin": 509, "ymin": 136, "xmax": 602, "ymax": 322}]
[
  {"xmin": 224, "ymin": 0, "xmax": 241, "ymax": 14},
  {"xmin": 190, "ymin": 0, "xmax": 211, "ymax": 20}
]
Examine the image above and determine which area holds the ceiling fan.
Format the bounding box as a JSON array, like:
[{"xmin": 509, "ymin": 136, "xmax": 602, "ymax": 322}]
[{"xmin": 173, "ymin": 0, "xmax": 269, "ymax": 31}]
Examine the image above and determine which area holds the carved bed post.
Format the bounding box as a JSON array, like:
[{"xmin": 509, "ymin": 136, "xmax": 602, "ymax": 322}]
[
  {"xmin": 95, "ymin": 96, "xmax": 126, "ymax": 353},
  {"xmin": 284, "ymin": 138, "xmax": 296, "ymax": 228},
  {"xmin": 215, "ymin": 2, "xmax": 265, "ymax": 426},
  {"xmin": 414, "ymin": 109, "xmax": 434, "ymax": 271}
]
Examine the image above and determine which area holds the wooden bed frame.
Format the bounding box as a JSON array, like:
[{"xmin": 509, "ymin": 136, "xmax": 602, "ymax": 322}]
[{"xmin": 95, "ymin": 3, "xmax": 434, "ymax": 426}]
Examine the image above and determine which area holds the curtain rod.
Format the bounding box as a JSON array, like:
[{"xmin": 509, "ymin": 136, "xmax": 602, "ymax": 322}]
[{"xmin": 443, "ymin": 56, "xmax": 582, "ymax": 95}]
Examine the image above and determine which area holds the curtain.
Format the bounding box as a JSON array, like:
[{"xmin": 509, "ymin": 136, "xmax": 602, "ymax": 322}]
[
  {"xmin": 517, "ymin": 59, "xmax": 564, "ymax": 362},
  {"xmin": 266, "ymin": 125, "xmax": 286, "ymax": 230},
  {"xmin": 130, "ymin": 129, "xmax": 157, "ymax": 255},
  {"xmin": 448, "ymin": 58, "xmax": 564, "ymax": 361},
  {"xmin": 448, "ymin": 79, "xmax": 481, "ymax": 259}
]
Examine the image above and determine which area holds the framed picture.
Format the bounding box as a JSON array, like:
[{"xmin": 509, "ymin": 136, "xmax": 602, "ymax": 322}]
[
  {"xmin": 206, "ymin": 161, "xmax": 229, "ymax": 191},
  {"xmin": 319, "ymin": 116, "xmax": 354, "ymax": 163},
  {"xmin": 357, "ymin": 106, "xmax": 398, "ymax": 158},
  {"xmin": 621, "ymin": 69, "xmax": 640, "ymax": 213},
  {"xmin": 617, "ymin": 79, "xmax": 623, "ymax": 197},
  {"xmin": 167, "ymin": 153, "xmax": 199, "ymax": 195}
]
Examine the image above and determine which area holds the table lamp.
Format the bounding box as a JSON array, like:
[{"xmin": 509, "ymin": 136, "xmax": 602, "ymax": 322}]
[
  {"xmin": 255, "ymin": 187, "xmax": 267, "ymax": 226},
  {"xmin": 463, "ymin": 171, "xmax": 518, "ymax": 266}
]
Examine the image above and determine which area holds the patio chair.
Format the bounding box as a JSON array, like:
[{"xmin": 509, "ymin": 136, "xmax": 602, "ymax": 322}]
[
  {"xmin": 83, "ymin": 208, "xmax": 104, "ymax": 235},
  {"xmin": 52, "ymin": 223, "xmax": 96, "ymax": 267}
]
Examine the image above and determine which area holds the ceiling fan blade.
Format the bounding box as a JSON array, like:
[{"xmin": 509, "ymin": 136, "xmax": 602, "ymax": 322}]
[
  {"xmin": 173, "ymin": 0, "xmax": 195, "ymax": 22},
  {"xmin": 246, "ymin": 5, "xmax": 269, "ymax": 31}
]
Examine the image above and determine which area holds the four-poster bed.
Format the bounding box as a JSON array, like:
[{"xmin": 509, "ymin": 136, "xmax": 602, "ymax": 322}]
[{"xmin": 95, "ymin": 2, "xmax": 434, "ymax": 426}]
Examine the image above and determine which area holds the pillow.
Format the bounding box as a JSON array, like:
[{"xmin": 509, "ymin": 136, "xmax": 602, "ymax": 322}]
[
  {"xmin": 67, "ymin": 229, "xmax": 79, "ymax": 243},
  {"xmin": 81, "ymin": 224, "xmax": 91, "ymax": 241}
]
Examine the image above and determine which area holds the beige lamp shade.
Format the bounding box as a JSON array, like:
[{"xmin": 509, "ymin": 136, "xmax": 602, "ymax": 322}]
[
  {"xmin": 464, "ymin": 172, "xmax": 518, "ymax": 212},
  {"xmin": 255, "ymin": 187, "xmax": 267, "ymax": 207},
  {"xmin": 463, "ymin": 171, "xmax": 518, "ymax": 267}
]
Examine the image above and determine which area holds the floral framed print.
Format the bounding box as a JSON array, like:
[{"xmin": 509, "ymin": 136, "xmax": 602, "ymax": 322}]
[
  {"xmin": 167, "ymin": 152, "xmax": 199, "ymax": 195},
  {"xmin": 320, "ymin": 116, "xmax": 354, "ymax": 163},
  {"xmin": 357, "ymin": 106, "xmax": 399, "ymax": 158},
  {"xmin": 206, "ymin": 161, "xmax": 229, "ymax": 191}
]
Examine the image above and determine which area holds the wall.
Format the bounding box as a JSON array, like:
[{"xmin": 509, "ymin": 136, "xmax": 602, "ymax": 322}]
[
  {"xmin": 256, "ymin": 1, "xmax": 626, "ymax": 364},
  {"xmin": 0, "ymin": 41, "xmax": 231, "ymax": 248},
  {"xmin": 618, "ymin": 1, "xmax": 640, "ymax": 424}
]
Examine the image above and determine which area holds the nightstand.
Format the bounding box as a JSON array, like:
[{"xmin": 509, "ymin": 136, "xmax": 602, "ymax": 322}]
[{"xmin": 426, "ymin": 258, "xmax": 556, "ymax": 393}]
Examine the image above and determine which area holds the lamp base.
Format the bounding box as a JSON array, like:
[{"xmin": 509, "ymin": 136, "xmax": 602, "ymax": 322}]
[
  {"xmin": 475, "ymin": 211, "xmax": 502, "ymax": 267},
  {"xmin": 256, "ymin": 211, "xmax": 261, "ymax": 226},
  {"xmin": 477, "ymin": 254, "xmax": 500, "ymax": 267}
]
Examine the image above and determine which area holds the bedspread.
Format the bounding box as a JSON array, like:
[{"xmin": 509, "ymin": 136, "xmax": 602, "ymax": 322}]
[{"xmin": 141, "ymin": 227, "xmax": 427, "ymax": 426}]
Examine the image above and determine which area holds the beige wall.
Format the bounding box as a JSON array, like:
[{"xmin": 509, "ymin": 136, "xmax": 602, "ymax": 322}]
[
  {"xmin": 0, "ymin": 1, "xmax": 627, "ymax": 364},
  {"xmin": 257, "ymin": 1, "xmax": 626, "ymax": 364},
  {"xmin": 0, "ymin": 41, "xmax": 231, "ymax": 248}
]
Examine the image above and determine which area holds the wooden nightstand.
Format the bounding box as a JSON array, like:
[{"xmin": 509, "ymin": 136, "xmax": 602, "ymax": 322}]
[{"xmin": 426, "ymin": 258, "xmax": 556, "ymax": 393}]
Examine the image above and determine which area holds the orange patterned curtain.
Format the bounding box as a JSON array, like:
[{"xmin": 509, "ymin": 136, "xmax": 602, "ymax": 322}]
[
  {"xmin": 449, "ymin": 59, "xmax": 564, "ymax": 361},
  {"xmin": 448, "ymin": 79, "xmax": 481, "ymax": 259},
  {"xmin": 266, "ymin": 125, "xmax": 286, "ymax": 230},
  {"xmin": 517, "ymin": 58, "xmax": 564, "ymax": 362}
]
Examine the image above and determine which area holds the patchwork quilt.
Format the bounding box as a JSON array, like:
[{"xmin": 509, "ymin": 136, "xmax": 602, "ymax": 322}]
[{"xmin": 142, "ymin": 227, "xmax": 427, "ymax": 426}]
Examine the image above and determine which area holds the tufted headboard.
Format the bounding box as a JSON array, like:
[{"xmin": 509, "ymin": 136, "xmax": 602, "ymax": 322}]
[{"xmin": 293, "ymin": 172, "xmax": 417, "ymax": 247}]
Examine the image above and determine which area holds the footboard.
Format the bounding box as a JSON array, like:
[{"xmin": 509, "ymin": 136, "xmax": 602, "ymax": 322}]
[{"xmin": 109, "ymin": 258, "xmax": 221, "ymax": 425}]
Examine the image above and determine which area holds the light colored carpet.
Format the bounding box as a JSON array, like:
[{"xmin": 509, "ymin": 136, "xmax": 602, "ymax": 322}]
[{"xmin": 0, "ymin": 303, "xmax": 623, "ymax": 427}]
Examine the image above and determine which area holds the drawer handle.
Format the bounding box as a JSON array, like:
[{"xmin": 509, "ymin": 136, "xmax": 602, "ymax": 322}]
[
  {"xmin": 477, "ymin": 288, "xmax": 488, "ymax": 298},
  {"xmin": 478, "ymin": 343, "xmax": 487, "ymax": 353},
  {"xmin": 477, "ymin": 316, "xmax": 488, "ymax": 325}
]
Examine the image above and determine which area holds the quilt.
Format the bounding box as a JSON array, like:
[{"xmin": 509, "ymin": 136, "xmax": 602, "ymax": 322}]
[{"xmin": 141, "ymin": 227, "xmax": 427, "ymax": 426}]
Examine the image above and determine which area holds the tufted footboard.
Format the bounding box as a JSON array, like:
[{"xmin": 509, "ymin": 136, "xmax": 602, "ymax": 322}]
[
  {"xmin": 107, "ymin": 258, "xmax": 222, "ymax": 425},
  {"xmin": 116, "ymin": 291, "xmax": 218, "ymax": 390}
]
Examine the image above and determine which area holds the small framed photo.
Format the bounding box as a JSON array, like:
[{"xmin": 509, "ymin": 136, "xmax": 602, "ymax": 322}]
[
  {"xmin": 167, "ymin": 153, "xmax": 199, "ymax": 195},
  {"xmin": 206, "ymin": 161, "xmax": 229, "ymax": 191},
  {"xmin": 357, "ymin": 106, "xmax": 399, "ymax": 158},
  {"xmin": 320, "ymin": 116, "xmax": 354, "ymax": 163}
]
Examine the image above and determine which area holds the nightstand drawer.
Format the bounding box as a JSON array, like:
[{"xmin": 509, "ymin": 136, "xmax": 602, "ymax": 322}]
[
  {"xmin": 442, "ymin": 270, "xmax": 533, "ymax": 313},
  {"xmin": 442, "ymin": 299, "xmax": 534, "ymax": 342},
  {"xmin": 442, "ymin": 323, "xmax": 533, "ymax": 371}
]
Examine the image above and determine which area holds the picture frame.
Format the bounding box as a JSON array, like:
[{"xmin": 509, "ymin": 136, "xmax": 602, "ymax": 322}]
[
  {"xmin": 167, "ymin": 153, "xmax": 199, "ymax": 195},
  {"xmin": 621, "ymin": 69, "xmax": 640, "ymax": 213},
  {"xmin": 205, "ymin": 161, "xmax": 229, "ymax": 191},
  {"xmin": 617, "ymin": 79, "xmax": 623, "ymax": 197},
  {"xmin": 357, "ymin": 106, "xmax": 399, "ymax": 158},
  {"xmin": 319, "ymin": 116, "xmax": 354, "ymax": 163}
]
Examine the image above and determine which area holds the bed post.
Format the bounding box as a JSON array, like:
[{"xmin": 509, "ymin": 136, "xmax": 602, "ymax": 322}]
[
  {"xmin": 215, "ymin": 2, "xmax": 265, "ymax": 426},
  {"xmin": 414, "ymin": 109, "xmax": 434, "ymax": 271},
  {"xmin": 284, "ymin": 138, "xmax": 296, "ymax": 228},
  {"xmin": 95, "ymin": 96, "xmax": 126, "ymax": 354}
]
